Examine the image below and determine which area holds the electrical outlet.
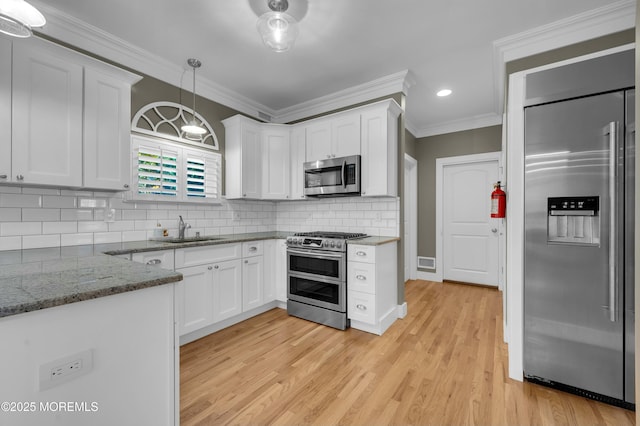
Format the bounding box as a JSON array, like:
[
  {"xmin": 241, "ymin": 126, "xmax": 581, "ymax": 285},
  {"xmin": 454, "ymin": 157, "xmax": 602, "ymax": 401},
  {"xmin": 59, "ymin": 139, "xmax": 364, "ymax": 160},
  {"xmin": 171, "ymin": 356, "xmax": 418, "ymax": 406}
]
[
  {"xmin": 40, "ymin": 349, "xmax": 93, "ymax": 390},
  {"xmin": 103, "ymin": 208, "xmax": 116, "ymax": 223}
]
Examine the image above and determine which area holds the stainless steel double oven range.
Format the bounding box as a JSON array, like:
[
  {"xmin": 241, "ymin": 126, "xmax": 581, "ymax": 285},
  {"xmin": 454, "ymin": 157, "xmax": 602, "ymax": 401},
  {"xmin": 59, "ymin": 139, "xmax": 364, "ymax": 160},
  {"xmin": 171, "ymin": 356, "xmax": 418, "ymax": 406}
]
[{"xmin": 286, "ymin": 231, "xmax": 367, "ymax": 330}]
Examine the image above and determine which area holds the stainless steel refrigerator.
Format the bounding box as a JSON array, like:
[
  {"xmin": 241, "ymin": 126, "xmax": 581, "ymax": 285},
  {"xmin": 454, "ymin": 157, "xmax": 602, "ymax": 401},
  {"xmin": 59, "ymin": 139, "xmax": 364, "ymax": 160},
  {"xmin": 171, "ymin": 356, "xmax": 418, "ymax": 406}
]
[{"xmin": 523, "ymin": 49, "xmax": 635, "ymax": 408}]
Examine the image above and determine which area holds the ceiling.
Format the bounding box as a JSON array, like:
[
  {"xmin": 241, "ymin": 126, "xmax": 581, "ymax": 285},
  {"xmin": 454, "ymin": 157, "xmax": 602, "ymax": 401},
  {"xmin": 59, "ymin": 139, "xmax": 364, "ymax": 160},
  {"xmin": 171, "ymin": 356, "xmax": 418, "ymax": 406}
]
[{"xmin": 30, "ymin": 0, "xmax": 633, "ymax": 137}]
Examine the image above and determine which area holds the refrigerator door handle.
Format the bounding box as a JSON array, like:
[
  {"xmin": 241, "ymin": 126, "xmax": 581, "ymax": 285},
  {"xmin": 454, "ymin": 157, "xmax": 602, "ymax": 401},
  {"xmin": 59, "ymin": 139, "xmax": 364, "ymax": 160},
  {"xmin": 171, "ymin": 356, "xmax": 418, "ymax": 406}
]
[{"xmin": 605, "ymin": 121, "xmax": 618, "ymax": 322}]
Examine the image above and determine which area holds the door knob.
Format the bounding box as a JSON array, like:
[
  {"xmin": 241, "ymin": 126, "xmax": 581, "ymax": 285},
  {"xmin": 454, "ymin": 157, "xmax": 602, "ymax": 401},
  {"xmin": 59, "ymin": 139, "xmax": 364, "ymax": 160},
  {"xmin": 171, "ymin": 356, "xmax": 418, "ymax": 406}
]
[{"xmin": 491, "ymin": 228, "xmax": 498, "ymax": 233}]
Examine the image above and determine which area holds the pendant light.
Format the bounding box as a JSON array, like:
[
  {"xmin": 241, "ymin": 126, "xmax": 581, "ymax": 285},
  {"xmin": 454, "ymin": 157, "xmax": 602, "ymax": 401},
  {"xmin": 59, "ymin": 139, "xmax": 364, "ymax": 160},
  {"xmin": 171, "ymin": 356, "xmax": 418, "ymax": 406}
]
[
  {"xmin": 0, "ymin": 0, "xmax": 46, "ymax": 38},
  {"xmin": 181, "ymin": 58, "xmax": 206, "ymax": 138},
  {"xmin": 256, "ymin": 0, "xmax": 299, "ymax": 53}
]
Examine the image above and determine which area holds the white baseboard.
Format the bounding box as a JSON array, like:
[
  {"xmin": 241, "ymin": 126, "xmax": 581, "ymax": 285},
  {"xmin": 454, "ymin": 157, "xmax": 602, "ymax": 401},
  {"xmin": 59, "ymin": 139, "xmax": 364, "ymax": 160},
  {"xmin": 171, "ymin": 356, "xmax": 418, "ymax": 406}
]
[
  {"xmin": 397, "ymin": 302, "xmax": 408, "ymax": 319},
  {"xmin": 416, "ymin": 270, "xmax": 441, "ymax": 282}
]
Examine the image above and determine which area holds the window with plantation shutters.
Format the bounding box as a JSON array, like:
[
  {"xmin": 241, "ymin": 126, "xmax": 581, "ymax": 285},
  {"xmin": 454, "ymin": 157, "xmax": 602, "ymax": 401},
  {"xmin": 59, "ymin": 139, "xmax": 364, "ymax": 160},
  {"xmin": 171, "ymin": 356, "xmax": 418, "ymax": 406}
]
[
  {"xmin": 130, "ymin": 135, "xmax": 221, "ymax": 203},
  {"xmin": 183, "ymin": 147, "xmax": 220, "ymax": 201}
]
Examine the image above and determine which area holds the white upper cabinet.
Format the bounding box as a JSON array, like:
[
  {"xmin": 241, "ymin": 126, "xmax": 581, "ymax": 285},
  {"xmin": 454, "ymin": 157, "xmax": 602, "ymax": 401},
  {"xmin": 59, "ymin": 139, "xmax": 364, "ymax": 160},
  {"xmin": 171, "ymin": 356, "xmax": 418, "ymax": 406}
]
[
  {"xmin": 305, "ymin": 120, "xmax": 332, "ymax": 161},
  {"xmin": 0, "ymin": 38, "xmax": 11, "ymax": 184},
  {"xmin": 304, "ymin": 112, "xmax": 360, "ymax": 161},
  {"xmin": 12, "ymin": 37, "xmax": 84, "ymax": 187},
  {"xmin": 332, "ymin": 113, "xmax": 361, "ymax": 158},
  {"xmin": 360, "ymin": 100, "xmax": 402, "ymax": 197},
  {"xmin": 261, "ymin": 125, "xmax": 290, "ymax": 199},
  {"xmin": 7, "ymin": 37, "xmax": 139, "ymax": 190},
  {"xmin": 224, "ymin": 99, "xmax": 402, "ymax": 200},
  {"xmin": 83, "ymin": 68, "xmax": 132, "ymax": 190},
  {"xmin": 289, "ymin": 125, "xmax": 306, "ymax": 200},
  {"xmin": 223, "ymin": 115, "xmax": 262, "ymax": 199}
]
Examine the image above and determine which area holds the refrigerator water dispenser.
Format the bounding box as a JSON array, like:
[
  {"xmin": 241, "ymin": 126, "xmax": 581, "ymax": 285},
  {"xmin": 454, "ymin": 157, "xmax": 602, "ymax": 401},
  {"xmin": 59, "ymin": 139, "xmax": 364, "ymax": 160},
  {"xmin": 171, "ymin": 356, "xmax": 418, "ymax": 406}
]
[{"xmin": 547, "ymin": 196, "xmax": 600, "ymax": 245}]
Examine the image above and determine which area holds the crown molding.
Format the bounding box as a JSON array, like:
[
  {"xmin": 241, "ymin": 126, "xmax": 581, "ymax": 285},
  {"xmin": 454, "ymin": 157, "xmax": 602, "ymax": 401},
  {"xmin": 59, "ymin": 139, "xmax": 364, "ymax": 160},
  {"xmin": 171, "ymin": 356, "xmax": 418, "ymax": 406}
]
[
  {"xmin": 413, "ymin": 113, "xmax": 503, "ymax": 139},
  {"xmin": 272, "ymin": 70, "xmax": 416, "ymax": 124},
  {"xmin": 29, "ymin": 0, "xmax": 277, "ymax": 121},
  {"xmin": 492, "ymin": 0, "xmax": 635, "ymax": 119},
  {"xmin": 28, "ymin": 0, "xmax": 414, "ymax": 125}
]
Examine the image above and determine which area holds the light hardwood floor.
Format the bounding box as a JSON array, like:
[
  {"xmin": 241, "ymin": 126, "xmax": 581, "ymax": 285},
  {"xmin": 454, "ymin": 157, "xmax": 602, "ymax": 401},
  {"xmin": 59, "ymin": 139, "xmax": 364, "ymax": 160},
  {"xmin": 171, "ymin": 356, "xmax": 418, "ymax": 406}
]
[{"xmin": 180, "ymin": 280, "xmax": 635, "ymax": 425}]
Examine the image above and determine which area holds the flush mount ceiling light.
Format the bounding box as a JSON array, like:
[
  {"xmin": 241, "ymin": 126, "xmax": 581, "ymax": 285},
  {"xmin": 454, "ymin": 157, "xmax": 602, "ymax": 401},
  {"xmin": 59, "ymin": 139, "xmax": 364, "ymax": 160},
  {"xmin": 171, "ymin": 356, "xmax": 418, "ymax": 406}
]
[
  {"xmin": 0, "ymin": 0, "xmax": 46, "ymax": 38},
  {"xmin": 437, "ymin": 89, "xmax": 452, "ymax": 97},
  {"xmin": 256, "ymin": 0, "xmax": 299, "ymax": 53},
  {"xmin": 181, "ymin": 58, "xmax": 207, "ymax": 139}
]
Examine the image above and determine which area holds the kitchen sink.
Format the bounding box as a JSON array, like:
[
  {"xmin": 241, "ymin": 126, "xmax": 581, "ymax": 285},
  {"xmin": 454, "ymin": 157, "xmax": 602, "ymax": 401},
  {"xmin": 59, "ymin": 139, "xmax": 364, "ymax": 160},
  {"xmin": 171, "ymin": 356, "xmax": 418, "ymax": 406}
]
[{"xmin": 151, "ymin": 236, "xmax": 223, "ymax": 243}]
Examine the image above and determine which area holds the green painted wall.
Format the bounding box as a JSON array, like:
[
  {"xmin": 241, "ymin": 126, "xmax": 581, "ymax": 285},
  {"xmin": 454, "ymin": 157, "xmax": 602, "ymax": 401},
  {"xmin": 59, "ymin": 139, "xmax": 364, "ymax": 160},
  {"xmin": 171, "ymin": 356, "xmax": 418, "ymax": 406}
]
[{"xmin": 415, "ymin": 126, "xmax": 502, "ymax": 266}]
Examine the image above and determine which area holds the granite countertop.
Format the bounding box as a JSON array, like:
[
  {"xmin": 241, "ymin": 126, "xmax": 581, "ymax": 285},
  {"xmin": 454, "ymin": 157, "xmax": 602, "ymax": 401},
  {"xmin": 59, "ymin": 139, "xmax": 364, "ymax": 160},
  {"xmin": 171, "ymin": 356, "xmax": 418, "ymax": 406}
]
[
  {"xmin": 0, "ymin": 254, "xmax": 182, "ymax": 318},
  {"xmin": 349, "ymin": 236, "xmax": 400, "ymax": 246},
  {"xmin": 0, "ymin": 231, "xmax": 397, "ymax": 319}
]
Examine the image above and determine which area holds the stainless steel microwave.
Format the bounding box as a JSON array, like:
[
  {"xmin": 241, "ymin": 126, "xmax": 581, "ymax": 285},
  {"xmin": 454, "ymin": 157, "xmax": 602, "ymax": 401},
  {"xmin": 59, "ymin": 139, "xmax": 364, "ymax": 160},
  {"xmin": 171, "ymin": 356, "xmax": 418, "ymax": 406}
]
[{"xmin": 303, "ymin": 155, "xmax": 361, "ymax": 197}]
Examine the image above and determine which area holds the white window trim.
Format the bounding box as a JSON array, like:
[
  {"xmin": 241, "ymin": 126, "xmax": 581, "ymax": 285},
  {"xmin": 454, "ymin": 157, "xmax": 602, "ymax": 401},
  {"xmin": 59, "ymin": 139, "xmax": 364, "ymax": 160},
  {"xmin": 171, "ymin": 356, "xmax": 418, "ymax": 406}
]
[{"xmin": 132, "ymin": 101, "xmax": 219, "ymax": 151}]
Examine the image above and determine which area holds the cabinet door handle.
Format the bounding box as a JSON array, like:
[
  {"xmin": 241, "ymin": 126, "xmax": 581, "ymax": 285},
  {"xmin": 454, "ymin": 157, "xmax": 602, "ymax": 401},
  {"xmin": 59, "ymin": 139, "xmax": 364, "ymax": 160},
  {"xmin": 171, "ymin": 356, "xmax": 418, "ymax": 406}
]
[
  {"xmin": 248, "ymin": 246, "xmax": 257, "ymax": 252},
  {"xmin": 214, "ymin": 265, "xmax": 219, "ymax": 269},
  {"xmin": 208, "ymin": 266, "xmax": 213, "ymax": 270},
  {"xmin": 0, "ymin": 174, "xmax": 7, "ymax": 179},
  {"xmin": 356, "ymin": 304, "xmax": 367, "ymax": 311},
  {"xmin": 16, "ymin": 174, "xmax": 24, "ymax": 181},
  {"xmin": 356, "ymin": 274, "xmax": 366, "ymax": 280},
  {"xmin": 356, "ymin": 251, "xmax": 366, "ymax": 257},
  {"xmin": 146, "ymin": 259, "xmax": 162, "ymax": 265},
  {"xmin": 244, "ymin": 260, "xmax": 249, "ymax": 264},
  {"xmin": 123, "ymin": 184, "xmax": 130, "ymax": 189}
]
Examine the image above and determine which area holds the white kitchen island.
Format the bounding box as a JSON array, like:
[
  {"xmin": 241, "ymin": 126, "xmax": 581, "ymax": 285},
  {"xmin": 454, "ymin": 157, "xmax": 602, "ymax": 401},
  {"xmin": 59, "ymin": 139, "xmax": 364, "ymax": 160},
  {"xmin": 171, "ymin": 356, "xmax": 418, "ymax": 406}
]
[{"xmin": 0, "ymin": 250, "xmax": 182, "ymax": 426}]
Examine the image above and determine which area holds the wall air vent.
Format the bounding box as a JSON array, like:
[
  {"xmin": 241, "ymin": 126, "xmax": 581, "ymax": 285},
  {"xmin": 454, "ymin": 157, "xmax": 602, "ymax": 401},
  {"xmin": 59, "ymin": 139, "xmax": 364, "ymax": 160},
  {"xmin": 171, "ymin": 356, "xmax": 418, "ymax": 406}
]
[{"xmin": 418, "ymin": 256, "xmax": 435, "ymax": 270}]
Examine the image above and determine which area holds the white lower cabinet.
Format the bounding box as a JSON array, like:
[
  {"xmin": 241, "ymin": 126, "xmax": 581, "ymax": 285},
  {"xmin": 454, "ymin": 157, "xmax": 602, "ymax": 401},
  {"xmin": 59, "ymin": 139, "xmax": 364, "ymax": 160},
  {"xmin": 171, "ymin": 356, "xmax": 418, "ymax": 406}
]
[
  {"xmin": 131, "ymin": 250, "xmax": 175, "ymax": 270},
  {"xmin": 347, "ymin": 242, "xmax": 398, "ymax": 335},
  {"xmin": 242, "ymin": 255, "xmax": 263, "ymax": 311},
  {"xmin": 275, "ymin": 239, "xmax": 288, "ymax": 303},
  {"xmin": 176, "ymin": 264, "xmax": 215, "ymax": 335},
  {"xmin": 212, "ymin": 259, "xmax": 242, "ymax": 322}
]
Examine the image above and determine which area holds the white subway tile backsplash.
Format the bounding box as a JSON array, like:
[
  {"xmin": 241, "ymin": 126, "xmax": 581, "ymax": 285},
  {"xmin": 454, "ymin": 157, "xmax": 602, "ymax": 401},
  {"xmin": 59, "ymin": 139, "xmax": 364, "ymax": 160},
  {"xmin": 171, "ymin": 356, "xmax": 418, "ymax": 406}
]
[
  {"xmin": 77, "ymin": 221, "xmax": 108, "ymax": 233},
  {"xmin": 93, "ymin": 232, "xmax": 122, "ymax": 244},
  {"xmin": 22, "ymin": 208, "xmax": 61, "ymax": 222},
  {"xmin": 1, "ymin": 194, "xmax": 42, "ymax": 208},
  {"xmin": 43, "ymin": 221, "xmax": 77, "ymax": 234},
  {"xmin": 122, "ymin": 230, "xmax": 147, "ymax": 242},
  {"xmin": 61, "ymin": 209, "xmax": 94, "ymax": 221},
  {"xmin": 0, "ymin": 208, "xmax": 22, "ymax": 221},
  {"xmin": 22, "ymin": 234, "xmax": 61, "ymax": 249},
  {"xmin": 61, "ymin": 233, "xmax": 93, "ymax": 246},
  {"xmin": 108, "ymin": 220, "xmax": 135, "ymax": 232},
  {"xmin": 122, "ymin": 210, "xmax": 147, "ymax": 220},
  {"xmin": 0, "ymin": 236, "xmax": 22, "ymax": 250},
  {"xmin": 0, "ymin": 188, "xmax": 397, "ymax": 250},
  {"xmin": 42, "ymin": 195, "xmax": 77, "ymax": 209}
]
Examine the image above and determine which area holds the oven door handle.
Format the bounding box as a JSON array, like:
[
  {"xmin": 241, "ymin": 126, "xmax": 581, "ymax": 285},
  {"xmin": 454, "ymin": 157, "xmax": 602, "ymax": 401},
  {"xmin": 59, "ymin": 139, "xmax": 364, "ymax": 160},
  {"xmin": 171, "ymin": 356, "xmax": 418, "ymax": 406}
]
[{"xmin": 287, "ymin": 248, "xmax": 345, "ymax": 259}]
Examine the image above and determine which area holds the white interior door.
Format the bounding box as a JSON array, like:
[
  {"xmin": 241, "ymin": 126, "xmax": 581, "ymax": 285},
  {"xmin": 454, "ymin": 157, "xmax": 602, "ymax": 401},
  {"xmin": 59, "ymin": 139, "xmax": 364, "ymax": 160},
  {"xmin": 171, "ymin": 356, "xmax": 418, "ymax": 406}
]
[{"xmin": 443, "ymin": 159, "xmax": 499, "ymax": 286}]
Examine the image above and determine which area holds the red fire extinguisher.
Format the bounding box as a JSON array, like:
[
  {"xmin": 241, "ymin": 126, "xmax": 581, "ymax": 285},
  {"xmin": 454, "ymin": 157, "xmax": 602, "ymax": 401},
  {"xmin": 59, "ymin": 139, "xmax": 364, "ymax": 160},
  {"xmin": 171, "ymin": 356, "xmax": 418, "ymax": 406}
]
[{"xmin": 491, "ymin": 181, "xmax": 506, "ymax": 218}]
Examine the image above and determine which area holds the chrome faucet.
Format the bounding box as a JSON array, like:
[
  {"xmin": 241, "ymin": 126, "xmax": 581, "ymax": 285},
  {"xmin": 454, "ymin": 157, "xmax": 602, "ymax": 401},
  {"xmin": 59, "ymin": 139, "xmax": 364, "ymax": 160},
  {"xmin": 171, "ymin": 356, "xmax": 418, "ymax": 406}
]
[{"xmin": 178, "ymin": 215, "xmax": 191, "ymax": 239}]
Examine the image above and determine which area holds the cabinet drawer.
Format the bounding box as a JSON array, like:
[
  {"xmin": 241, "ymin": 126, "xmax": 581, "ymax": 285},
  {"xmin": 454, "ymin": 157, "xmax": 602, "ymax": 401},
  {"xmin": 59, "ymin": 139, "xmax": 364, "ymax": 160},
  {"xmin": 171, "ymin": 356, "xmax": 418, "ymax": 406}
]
[
  {"xmin": 242, "ymin": 240, "xmax": 263, "ymax": 257},
  {"xmin": 175, "ymin": 243, "xmax": 241, "ymax": 268},
  {"xmin": 347, "ymin": 261, "xmax": 376, "ymax": 294},
  {"xmin": 348, "ymin": 244, "xmax": 375, "ymax": 263},
  {"xmin": 131, "ymin": 250, "xmax": 174, "ymax": 270},
  {"xmin": 348, "ymin": 291, "xmax": 376, "ymax": 325}
]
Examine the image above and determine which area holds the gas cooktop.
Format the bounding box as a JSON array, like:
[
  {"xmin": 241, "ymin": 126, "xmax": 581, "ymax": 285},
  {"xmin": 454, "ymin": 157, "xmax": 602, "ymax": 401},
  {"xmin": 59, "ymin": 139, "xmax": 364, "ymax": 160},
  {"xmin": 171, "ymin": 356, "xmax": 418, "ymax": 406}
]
[
  {"xmin": 293, "ymin": 231, "xmax": 368, "ymax": 239},
  {"xmin": 286, "ymin": 231, "xmax": 368, "ymax": 252}
]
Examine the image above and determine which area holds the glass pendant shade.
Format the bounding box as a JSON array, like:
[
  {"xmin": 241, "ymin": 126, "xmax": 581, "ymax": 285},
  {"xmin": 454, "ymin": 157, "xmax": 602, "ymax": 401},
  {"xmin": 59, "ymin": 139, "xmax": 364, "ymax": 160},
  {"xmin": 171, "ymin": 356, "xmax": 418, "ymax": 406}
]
[
  {"xmin": 0, "ymin": 0, "xmax": 46, "ymax": 38},
  {"xmin": 256, "ymin": 10, "xmax": 298, "ymax": 52}
]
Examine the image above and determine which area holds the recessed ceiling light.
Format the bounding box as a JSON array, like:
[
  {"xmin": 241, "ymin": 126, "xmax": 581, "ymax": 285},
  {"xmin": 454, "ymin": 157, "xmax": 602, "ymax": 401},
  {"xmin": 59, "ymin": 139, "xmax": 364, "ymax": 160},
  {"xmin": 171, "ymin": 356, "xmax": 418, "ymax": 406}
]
[{"xmin": 437, "ymin": 89, "xmax": 452, "ymax": 97}]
